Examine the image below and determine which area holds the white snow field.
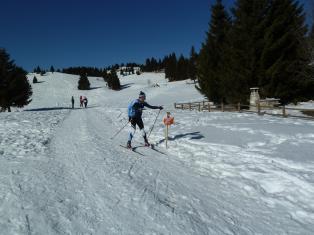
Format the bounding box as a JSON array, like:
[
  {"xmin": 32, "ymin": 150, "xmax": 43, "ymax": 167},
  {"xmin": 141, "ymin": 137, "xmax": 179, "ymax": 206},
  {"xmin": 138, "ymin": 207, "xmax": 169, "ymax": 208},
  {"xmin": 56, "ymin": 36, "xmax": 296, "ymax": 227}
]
[{"xmin": 1, "ymin": 72, "xmax": 314, "ymax": 234}]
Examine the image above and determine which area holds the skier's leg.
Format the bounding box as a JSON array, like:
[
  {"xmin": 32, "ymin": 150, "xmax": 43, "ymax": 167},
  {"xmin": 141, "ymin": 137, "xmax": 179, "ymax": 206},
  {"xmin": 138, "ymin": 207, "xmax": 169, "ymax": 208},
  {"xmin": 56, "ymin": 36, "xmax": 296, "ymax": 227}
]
[
  {"xmin": 127, "ymin": 118, "xmax": 136, "ymax": 148},
  {"xmin": 137, "ymin": 118, "xmax": 149, "ymax": 145}
]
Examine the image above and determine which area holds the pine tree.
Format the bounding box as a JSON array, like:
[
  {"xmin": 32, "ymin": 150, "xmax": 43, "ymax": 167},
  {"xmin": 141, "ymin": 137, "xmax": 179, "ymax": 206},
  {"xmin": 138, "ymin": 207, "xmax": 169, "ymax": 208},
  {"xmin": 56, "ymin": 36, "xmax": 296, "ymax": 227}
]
[
  {"xmin": 33, "ymin": 76, "xmax": 38, "ymax": 83},
  {"xmin": 189, "ymin": 46, "xmax": 198, "ymax": 82},
  {"xmin": 78, "ymin": 74, "xmax": 90, "ymax": 90},
  {"xmin": 176, "ymin": 55, "xmax": 189, "ymax": 81},
  {"xmin": 151, "ymin": 57, "xmax": 158, "ymax": 71},
  {"xmin": 165, "ymin": 53, "xmax": 177, "ymax": 81},
  {"xmin": 34, "ymin": 66, "xmax": 41, "ymax": 74},
  {"xmin": 0, "ymin": 49, "xmax": 32, "ymax": 112},
  {"xmin": 145, "ymin": 58, "xmax": 151, "ymax": 72},
  {"xmin": 106, "ymin": 69, "xmax": 121, "ymax": 90},
  {"xmin": 222, "ymin": 0, "xmax": 269, "ymax": 103},
  {"xmin": 111, "ymin": 69, "xmax": 121, "ymax": 90},
  {"xmin": 50, "ymin": 66, "xmax": 55, "ymax": 73},
  {"xmin": 259, "ymin": 0, "xmax": 311, "ymax": 103},
  {"xmin": 308, "ymin": 24, "xmax": 314, "ymax": 64},
  {"xmin": 197, "ymin": 0, "xmax": 231, "ymax": 103}
]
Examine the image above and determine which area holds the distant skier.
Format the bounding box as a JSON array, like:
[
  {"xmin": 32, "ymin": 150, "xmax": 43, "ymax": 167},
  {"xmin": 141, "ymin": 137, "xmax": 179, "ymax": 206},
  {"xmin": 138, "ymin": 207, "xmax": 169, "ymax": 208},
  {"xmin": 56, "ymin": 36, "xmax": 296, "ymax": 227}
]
[
  {"xmin": 80, "ymin": 96, "xmax": 83, "ymax": 107},
  {"xmin": 83, "ymin": 96, "xmax": 88, "ymax": 108},
  {"xmin": 127, "ymin": 91, "xmax": 163, "ymax": 148},
  {"xmin": 71, "ymin": 96, "xmax": 75, "ymax": 109}
]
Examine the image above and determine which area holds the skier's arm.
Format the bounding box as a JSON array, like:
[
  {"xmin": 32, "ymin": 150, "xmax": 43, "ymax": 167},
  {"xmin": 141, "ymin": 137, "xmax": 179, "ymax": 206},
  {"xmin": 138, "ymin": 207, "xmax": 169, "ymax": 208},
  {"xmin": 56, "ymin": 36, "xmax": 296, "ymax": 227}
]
[{"xmin": 144, "ymin": 102, "xmax": 163, "ymax": 110}]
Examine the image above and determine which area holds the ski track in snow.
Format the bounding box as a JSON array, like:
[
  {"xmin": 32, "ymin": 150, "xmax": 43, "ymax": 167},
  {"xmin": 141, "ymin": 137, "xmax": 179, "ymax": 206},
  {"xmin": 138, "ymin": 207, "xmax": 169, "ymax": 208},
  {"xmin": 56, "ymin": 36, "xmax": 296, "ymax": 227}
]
[{"xmin": 0, "ymin": 72, "xmax": 314, "ymax": 234}]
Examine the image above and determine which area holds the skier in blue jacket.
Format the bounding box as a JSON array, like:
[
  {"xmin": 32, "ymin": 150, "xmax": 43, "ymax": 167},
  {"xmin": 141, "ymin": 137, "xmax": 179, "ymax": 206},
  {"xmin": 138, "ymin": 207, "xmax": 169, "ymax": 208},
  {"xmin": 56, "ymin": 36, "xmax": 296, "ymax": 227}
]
[{"xmin": 127, "ymin": 91, "xmax": 163, "ymax": 148}]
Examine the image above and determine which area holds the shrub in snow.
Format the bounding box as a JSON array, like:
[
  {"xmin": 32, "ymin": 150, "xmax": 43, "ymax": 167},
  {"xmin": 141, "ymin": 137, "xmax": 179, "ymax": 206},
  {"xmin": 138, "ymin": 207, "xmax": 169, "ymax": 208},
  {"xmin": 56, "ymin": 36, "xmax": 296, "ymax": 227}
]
[
  {"xmin": 106, "ymin": 69, "xmax": 121, "ymax": 90},
  {"xmin": 78, "ymin": 74, "xmax": 90, "ymax": 90},
  {"xmin": 33, "ymin": 76, "xmax": 38, "ymax": 83}
]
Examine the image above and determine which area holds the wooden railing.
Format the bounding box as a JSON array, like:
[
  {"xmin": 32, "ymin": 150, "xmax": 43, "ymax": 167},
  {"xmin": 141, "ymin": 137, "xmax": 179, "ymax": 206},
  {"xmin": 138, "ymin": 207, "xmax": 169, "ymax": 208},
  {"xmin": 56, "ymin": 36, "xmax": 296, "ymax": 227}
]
[
  {"xmin": 174, "ymin": 101, "xmax": 314, "ymax": 120},
  {"xmin": 174, "ymin": 101, "xmax": 241, "ymax": 112}
]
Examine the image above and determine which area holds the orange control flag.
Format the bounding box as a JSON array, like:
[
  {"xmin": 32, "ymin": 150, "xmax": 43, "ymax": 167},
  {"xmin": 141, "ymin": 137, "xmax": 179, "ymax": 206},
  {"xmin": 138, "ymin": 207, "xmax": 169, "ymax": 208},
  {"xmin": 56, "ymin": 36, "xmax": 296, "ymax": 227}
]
[{"xmin": 163, "ymin": 112, "xmax": 174, "ymax": 148}]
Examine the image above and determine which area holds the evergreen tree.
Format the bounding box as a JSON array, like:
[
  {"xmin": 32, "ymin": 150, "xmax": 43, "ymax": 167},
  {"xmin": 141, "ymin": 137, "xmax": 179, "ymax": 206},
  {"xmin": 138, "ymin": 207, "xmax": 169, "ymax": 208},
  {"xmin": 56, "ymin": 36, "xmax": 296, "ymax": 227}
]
[
  {"xmin": 197, "ymin": 0, "xmax": 231, "ymax": 103},
  {"xmin": 50, "ymin": 65, "xmax": 55, "ymax": 73},
  {"xmin": 259, "ymin": 0, "xmax": 311, "ymax": 103},
  {"xmin": 0, "ymin": 49, "xmax": 32, "ymax": 112},
  {"xmin": 165, "ymin": 53, "xmax": 177, "ymax": 81},
  {"xmin": 308, "ymin": 24, "xmax": 314, "ymax": 63},
  {"xmin": 63, "ymin": 66, "xmax": 103, "ymax": 77},
  {"xmin": 78, "ymin": 74, "xmax": 90, "ymax": 90},
  {"xmin": 222, "ymin": 0, "xmax": 269, "ymax": 103},
  {"xmin": 189, "ymin": 46, "xmax": 198, "ymax": 82},
  {"xmin": 145, "ymin": 58, "xmax": 151, "ymax": 72},
  {"xmin": 111, "ymin": 69, "xmax": 121, "ymax": 90},
  {"xmin": 176, "ymin": 55, "xmax": 189, "ymax": 81},
  {"xmin": 151, "ymin": 57, "xmax": 158, "ymax": 71},
  {"xmin": 106, "ymin": 69, "xmax": 121, "ymax": 90},
  {"xmin": 34, "ymin": 66, "xmax": 41, "ymax": 74},
  {"xmin": 33, "ymin": 76, "xmax": 38, "ymax": 83}
]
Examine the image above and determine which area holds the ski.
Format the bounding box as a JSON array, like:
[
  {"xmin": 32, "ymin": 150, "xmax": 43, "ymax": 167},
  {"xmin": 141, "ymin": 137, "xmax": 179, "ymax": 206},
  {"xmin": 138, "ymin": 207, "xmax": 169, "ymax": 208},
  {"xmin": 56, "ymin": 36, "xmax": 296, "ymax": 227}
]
[
  {"xmin": 133, "ymin": 144, "xmax": 166, "ymax": 155},
  {"xmin": 119, "ymin": 144, "xmax": 145, "ymax": 156},
  {"xmin": 148, "ymin": 144, "xmax": 166, "ymax": 155}
]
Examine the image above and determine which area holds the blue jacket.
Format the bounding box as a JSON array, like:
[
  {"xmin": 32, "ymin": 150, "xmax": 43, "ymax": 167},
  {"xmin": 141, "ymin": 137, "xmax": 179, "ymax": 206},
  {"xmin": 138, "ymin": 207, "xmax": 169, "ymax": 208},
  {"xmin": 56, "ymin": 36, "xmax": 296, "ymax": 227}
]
[{"xmin": 128, "ymin": 99, "xmax": 159, "ymax": 118}]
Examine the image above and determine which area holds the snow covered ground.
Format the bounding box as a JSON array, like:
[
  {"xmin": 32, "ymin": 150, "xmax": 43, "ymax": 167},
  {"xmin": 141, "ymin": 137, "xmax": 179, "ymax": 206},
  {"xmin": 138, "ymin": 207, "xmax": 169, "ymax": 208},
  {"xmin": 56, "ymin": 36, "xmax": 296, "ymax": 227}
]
[{"xmin": 1, "ymin": 72, "xmax": 314, "ymax": 234}]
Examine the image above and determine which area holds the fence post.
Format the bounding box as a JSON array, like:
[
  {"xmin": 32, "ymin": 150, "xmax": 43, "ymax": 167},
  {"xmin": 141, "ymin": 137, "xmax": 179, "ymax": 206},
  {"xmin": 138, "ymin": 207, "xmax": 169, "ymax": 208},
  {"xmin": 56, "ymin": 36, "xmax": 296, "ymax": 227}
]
[
  {"xmin": 181, "ymin": 104, "xmax": 183, "ymax": 110},
  {"xmin": 257, "ymin": 101, "xmax": 261, "ymax": 115},
  {"xmin": 282, "ymin": 105, "xmax": 287, "ymax": 117},
  {"xmin": 198, "ymin": 103, "xmax": 201, "ymax": 112},
  {"xmin": 174, "ymin": 103, "xmax": 176, "ymax": 109},
  {"xmin": 221, "ymin": 102, "xmax": 224, "ymax": 112},
  {"xmin": 238, "ymin": 102, "xmax": 241, "ymax": 112},
  {"xmin": 208, "ymin": 102, "xmax": 211, "ymax": 112},
  {"xmin": 189, "ymin": 103, "xmax": 191, "ymax": 110},
  {"xmin": 202, "ymin": 101, "xmax": 205, "ymax": 111}
]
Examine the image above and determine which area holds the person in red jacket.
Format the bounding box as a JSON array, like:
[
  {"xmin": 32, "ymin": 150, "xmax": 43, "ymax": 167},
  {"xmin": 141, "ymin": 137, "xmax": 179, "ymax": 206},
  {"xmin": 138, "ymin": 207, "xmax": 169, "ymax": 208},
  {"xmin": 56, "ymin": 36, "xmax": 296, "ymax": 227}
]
[{"xmin": 80, "ymin": 96, "xmax": 83, "ymax": 107}]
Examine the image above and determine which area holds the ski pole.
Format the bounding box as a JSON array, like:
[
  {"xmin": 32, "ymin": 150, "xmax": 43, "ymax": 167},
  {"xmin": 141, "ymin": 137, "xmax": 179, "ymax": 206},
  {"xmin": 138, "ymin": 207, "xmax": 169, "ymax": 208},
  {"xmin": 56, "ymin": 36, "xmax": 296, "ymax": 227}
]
[
  {"xmin": 110, "ymin": 120, "xmax": 129, "ymax": 140},
  {"xmin": 165, "ymin": 124, "xmax": 169, "ymax": 148},
  {"xmin": 148, "ymin": 109, "xmax": 161, "ymax": 138}
]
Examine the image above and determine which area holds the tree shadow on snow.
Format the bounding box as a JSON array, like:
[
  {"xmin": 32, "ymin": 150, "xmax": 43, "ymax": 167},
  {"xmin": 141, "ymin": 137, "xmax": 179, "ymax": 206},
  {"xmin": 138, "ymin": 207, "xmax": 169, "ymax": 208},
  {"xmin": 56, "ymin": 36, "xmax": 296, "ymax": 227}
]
[
  {"xmin": 89, "ymin": 86, "xmax": 103, "ymax": 90},
  {"xmin": 24, "ymin": 105, "xmax": 99, "ymax": 112},
  {"xmin": 120, "ymin": 83, "xmax": 134, "ymax": 90},
  {"xmin": 156, "ymin": 131, "xmax": 204, "ymax": 144},
  {"xmin": 25, "ymin": 107, "xmax": 79, "ymax": 112}
]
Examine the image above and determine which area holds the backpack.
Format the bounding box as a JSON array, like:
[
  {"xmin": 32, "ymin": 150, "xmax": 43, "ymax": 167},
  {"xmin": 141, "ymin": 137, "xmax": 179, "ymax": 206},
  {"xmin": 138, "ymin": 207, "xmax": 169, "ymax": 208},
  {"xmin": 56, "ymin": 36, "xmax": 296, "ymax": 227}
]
[{"xmin": 128, "ymin": 100, "xmax": 137, "ymax": 117}]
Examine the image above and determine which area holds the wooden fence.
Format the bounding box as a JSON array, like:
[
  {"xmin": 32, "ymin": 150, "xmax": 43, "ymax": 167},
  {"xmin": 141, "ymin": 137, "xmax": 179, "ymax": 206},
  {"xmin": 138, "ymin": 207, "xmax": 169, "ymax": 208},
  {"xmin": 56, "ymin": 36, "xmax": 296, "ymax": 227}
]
[
  {"xmin": 174, "ymin": 101, "xmax": 314, "ymax": 120},
  {"xmin": 174, "ymin": 101, "xmax": 241, "ymax": 112}
]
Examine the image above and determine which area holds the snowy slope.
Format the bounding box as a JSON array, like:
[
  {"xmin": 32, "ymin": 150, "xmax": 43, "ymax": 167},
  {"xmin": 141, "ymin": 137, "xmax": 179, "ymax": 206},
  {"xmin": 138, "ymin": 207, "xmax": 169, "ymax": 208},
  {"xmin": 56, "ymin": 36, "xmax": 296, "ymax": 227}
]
[{"xmin": 1, "ymin": 72, "xmax": 314, "ymax": 234}]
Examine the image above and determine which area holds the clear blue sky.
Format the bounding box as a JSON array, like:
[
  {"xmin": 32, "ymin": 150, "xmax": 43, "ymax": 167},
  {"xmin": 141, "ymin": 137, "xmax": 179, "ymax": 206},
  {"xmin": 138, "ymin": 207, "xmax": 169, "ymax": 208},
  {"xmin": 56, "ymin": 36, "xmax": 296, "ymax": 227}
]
[{"xmin": 0, "ymin": 0, "xmax": 312, "ymax": 71}]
